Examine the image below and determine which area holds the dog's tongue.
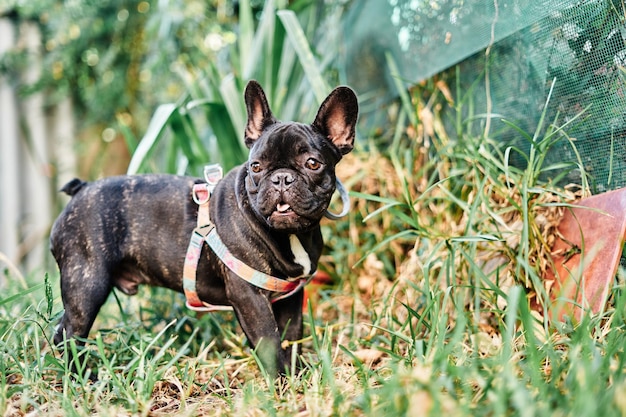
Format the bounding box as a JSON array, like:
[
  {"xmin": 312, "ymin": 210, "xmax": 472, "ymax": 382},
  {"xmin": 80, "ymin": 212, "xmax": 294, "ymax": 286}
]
[{"xmin": 276, "ymin": 203, "xmax": 291, "ymax": 213}]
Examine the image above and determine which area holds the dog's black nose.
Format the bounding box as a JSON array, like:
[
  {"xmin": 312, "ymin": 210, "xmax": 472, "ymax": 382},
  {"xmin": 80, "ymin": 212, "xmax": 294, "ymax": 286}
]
[{"xmin": 271, "ymin": 170, "xmax": 295, "ymax": 188}]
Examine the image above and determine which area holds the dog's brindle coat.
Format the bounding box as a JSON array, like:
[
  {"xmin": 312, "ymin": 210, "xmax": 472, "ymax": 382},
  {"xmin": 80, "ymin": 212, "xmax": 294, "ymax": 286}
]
[{"xmin": 50, "ymin": 81, "xmax": 358, "ymax": 376}]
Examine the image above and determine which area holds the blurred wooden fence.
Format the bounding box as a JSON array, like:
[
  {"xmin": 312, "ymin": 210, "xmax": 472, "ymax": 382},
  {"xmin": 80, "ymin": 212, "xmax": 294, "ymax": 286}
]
[{"xmin": 0, "ymin": 17, "xmax": 76, "ymax": 279}]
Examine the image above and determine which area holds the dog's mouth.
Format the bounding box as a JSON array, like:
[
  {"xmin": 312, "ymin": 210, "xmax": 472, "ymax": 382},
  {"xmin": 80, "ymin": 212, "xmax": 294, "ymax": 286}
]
[
  {"xmin": 262, "ymin": 198, "xmax": 321, "ymax": 232},
  {"xmin": 274, "ymin": 202, "xmax": 295, "ymax": 216},
  {"xmin": 267, "ymin": 201, "xmax": 301, "ymax": 230}
]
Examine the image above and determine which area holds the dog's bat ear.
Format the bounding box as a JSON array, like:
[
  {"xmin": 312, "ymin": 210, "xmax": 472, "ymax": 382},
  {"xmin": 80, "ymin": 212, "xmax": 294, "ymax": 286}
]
[
  {"xmin": 244, "ymin": 80, "xmax": 277, "ymax": 148},
  {"xmin": 312, "ymin": 86, "xmax": 359, "ymax": 155}
]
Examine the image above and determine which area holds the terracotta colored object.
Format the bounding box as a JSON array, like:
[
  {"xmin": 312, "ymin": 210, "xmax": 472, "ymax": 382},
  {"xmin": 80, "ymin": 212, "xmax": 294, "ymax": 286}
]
[{"xmin": 546, "ymin": 187, "xmax": 626, "ymax": 320}]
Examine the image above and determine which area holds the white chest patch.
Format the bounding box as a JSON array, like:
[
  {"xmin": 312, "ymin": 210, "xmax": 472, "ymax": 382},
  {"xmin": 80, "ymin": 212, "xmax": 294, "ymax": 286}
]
[{"xmin": 289, "ymin": 234, "xmax": 311, "ymax": 276}]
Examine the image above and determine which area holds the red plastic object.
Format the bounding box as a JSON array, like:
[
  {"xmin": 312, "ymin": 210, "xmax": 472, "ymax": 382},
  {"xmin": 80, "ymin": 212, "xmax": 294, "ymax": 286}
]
[{"xmin": 545, "ymin": 188, "xmax": 626, "ymax": 320}]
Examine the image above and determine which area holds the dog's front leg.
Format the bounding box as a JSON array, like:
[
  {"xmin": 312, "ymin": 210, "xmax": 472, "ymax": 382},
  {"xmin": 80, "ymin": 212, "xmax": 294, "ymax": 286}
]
[
  {"xmin": 272, "ymin": 289, "xmax": 304, "ymax": 370},
  {"xmin": 224, "ymin": 272, "xmax": 289, "ymax": 376}
]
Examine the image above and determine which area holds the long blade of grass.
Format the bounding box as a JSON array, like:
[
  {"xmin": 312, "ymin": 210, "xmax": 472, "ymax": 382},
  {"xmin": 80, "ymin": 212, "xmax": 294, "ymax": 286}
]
[
  {"xmin": 353, "ymin": 229, "xmax": 418, "ymax": 267},
  {"xmin": 540, "ymin": 105, "xmax": 589, "ymax": 145},
  {"xmin": 243, "ymin": 0, "xmax": 277, "ymax": 82},
  {"xmin": 117, "ymin": 117, "xmax": 139, "ymax": 154},
  {"xmin": 237, "ymin": 0, "xmax": 254, "ymax": 74},
  {"xmin": 187, "ymin": 99, "xmax": 245, "ymax": 169},
  {"xmin": 362, "ymin": 201, "xmax": 404, "ymax": 223},
  {"xmin": 127, "ymin": 103, "xmax": 178, "ymax": 174},
  {"xmin": 531, "ymin": 78, "xmax": 556, "ymax": 144},
  {"xmin": 219, "ymin": 75, "xmax": 247, "ymax": 149},
  {"xmin": 386, "ymin": 51, "xmax": 417, "ymax": 127},
  {"xmin": 0, "ymin": 283, "xmax": 44, "ymax": 307},
  {"xmin": 350, "ymin": 191, "xmax": 404, "ymax": 205},
  {"xmin": 501, "ymin": 119, "xmax": 534, "ymax": 143},
  {"xmin": 277, "ymin": 10, "xmax": 329, "ymax": 104},
  {"xmin": 449, "ymin": 234, "xmax": 501, "ymax": 243}
]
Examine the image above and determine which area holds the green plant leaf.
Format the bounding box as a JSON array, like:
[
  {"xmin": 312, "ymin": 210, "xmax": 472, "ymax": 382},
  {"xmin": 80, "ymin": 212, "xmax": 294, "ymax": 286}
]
[
  {"xmin": 278, "ymin": 10, "xmax": 329, "ymax": 104},
  {"xmin": 220, "ymin": 75, "xmax": 247, "ymax": 148},
  {"xmin": 127, "ymin": 103, "xmax": 179, "ymax": 174}
]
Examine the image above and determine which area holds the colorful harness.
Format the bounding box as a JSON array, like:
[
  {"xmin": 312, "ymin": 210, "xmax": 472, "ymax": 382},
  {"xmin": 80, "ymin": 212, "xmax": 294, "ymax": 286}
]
[{"xmin": 182, "ymin": 164, "xmax": 314, "ymax": 312}]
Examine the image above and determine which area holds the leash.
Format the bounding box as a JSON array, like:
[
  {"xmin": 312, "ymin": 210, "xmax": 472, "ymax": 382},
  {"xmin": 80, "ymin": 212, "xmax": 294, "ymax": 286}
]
[{"xmin": 184, "ymin": 164, "xmax": 349, "ymax": 313}]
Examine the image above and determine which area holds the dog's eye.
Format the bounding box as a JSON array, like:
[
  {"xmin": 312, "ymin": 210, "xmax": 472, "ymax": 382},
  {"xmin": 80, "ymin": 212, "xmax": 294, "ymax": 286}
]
[
  {"xmin": 250, "ymin": 162, "xmax": 262, "ymax": 173},
  {"xmin": 305, "ymin": 158, "xmax": 322, "ymax": 171}
]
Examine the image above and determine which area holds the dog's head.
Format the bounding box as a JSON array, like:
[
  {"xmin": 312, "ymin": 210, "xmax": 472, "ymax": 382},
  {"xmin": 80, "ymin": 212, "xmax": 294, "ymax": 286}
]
[{"xmin": 242, "ymin": 80, "xmax": 358, "ymax": 233}]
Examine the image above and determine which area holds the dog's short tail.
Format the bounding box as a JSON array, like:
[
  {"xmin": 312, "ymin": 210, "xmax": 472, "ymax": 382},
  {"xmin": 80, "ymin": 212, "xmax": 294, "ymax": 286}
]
[{"xmin": 60, "ymin": 178, "xmax": 87, "ymax": 196}]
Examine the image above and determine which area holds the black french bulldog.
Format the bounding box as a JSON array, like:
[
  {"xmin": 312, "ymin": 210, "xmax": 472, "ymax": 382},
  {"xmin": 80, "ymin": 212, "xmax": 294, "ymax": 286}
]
[{"xmin": 50, "ymin": 80, "xmax": 358, "ymax": 376}]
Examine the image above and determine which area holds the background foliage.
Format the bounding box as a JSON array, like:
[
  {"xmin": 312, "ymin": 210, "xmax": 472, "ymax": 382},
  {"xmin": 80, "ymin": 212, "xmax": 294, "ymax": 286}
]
[
  {"xmin": 2, "ymin": 0, "xmax": 246, "ymax": 121},
  {"xmin": 1, "ymin": 0, "xmax": 259, "ymax": 175},
  {"xmin": 0, "ymin": 0, "xmax": 354, "ymax": 176}
]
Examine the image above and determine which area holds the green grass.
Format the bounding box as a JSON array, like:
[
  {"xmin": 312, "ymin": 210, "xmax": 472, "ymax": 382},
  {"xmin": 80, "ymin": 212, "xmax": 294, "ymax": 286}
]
[
  {"xmin": 1, "ymin": 256, "xmax": 626, "ymax": 415},
  {"xmin": 3, "ymin": 84, "xmax": 626, "ymax": 416}
]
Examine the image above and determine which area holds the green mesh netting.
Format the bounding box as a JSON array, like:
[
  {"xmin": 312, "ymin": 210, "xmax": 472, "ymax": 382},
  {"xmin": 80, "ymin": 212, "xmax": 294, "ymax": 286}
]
[{"xmin": 343, "ymin": 0, "xmax": 626, "ymax": 192}]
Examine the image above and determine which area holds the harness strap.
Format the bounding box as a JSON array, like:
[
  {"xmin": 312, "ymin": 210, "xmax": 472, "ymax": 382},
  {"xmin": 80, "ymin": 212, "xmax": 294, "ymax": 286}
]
[
  {"xmin": 183, "ymin": 170, "xmax": 311, "ymax": 313},
  {"xmin": 204, "ymin": 227, "xmax": 307, "ymax": 293},
  {"xmin": 183, "ymin": 183, "xmax": 233, "ymax": 312}
]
